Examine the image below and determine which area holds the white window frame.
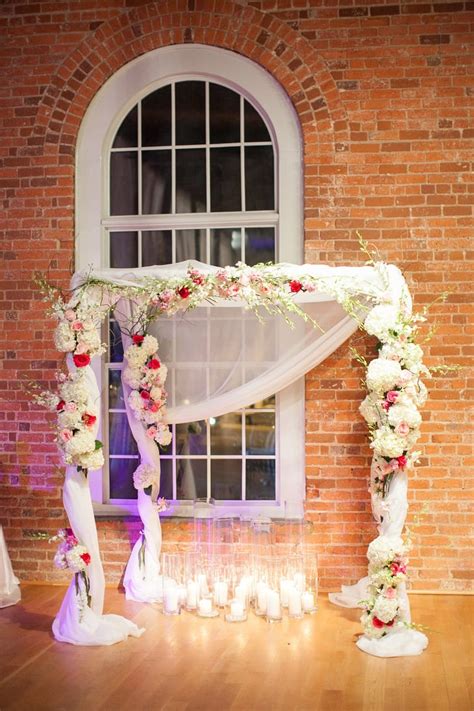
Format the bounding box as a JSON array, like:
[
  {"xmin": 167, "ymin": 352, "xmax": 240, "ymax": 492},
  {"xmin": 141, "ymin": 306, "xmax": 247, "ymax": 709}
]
[{"xmin": 76, "ymin": 44, "xmax": 304, "ymax": 518}]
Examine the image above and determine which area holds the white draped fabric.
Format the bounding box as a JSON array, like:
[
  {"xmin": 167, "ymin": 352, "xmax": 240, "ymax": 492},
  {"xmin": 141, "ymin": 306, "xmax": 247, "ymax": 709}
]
[
  {"xmin": 64, "ymin": 260, "xmax": 427, "ymax": 656},
  {"xmin": 0, "ymin": 525, "xmax": 21, "ymax": 608},
  {"xmin": 52, "ymin": 358, "xmax": 144, "ymax": 645}
]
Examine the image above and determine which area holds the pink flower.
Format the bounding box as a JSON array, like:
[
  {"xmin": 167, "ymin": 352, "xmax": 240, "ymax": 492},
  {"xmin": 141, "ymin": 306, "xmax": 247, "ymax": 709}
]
[
  {"xmin": 386, "ymin": 390, "xmax": 399, "ymax": 403},
  {"xmin": 383, "ymin": 461, "xmax": 396, "ymax": 476},
  {"xmin": 146, "ymin": 426, "xmax": 157, "ymax": 439},
  {"xmin": 382, "ymin": 401, "xmax": 390, "ymax": 412},
  {"xmin": 391, "ymin": 561, "xmax": 407, "ymax": 576},
  {"xmin": 75, "ymin": 342, "xmax": 88, "ymax": 354},
  {"xmin": 64, "ymin": 309, "xmax": 76, "ymax": 321},
  {"xmin": 397, "ymin": 455, "xmax": 407, "ymax": 468},
  {"xmin": 71, "ymin": 321, "xmax": 84, "ymax": 331},
  {"xmin": 82, "ymin": 413, "xmax": 97, "ymax": 427},
  {"xmin": 395, "ymin": 422, "xmax": 410, "ymax": 436},
  {"xmin": 65, "ymin": 402, "xmax": 77, "ymax": 412},
  {"xmin": 189, "ymin": 269, "xmax": 204, "ymax": 285},
  {"xmin": 148, "ymin": 403, "xmax": 160, "ymax": 413},
  {"xmin": 59, "ymin": 429, "xmax": 73, "ymax": 442},
  {"xmin": 385, "ymin": 587, "xmax": 397, "ymax": 599},
  {"xmin": 399, "ymin": 370, "xmax": 412, "ymax": 385}
]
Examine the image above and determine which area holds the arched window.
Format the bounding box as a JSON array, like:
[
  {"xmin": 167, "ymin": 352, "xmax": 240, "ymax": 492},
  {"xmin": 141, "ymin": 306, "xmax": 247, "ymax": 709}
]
[{"xmin": 76, "ymin": 45, "xmax": 304, "ymax": 517}]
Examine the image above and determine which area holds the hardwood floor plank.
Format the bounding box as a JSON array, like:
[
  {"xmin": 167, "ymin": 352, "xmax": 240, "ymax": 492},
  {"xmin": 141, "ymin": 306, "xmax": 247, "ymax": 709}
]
[{"xmin": 0, "ymin": 586, "xmax": 472, "ymax": 711}]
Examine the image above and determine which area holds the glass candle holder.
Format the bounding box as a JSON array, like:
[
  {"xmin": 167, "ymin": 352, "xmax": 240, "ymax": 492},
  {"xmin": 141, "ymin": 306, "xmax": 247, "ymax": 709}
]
[
  {"xmin": 225, "ymin": 597, "xmax": 247, "ymax": 623},
  {"xmin": 193, "ymin": 497, "xmax": 215, "ymax": 562},
  {"xmin": 302, "ymin": 544, "xmax": 318, "ymax": 614}
]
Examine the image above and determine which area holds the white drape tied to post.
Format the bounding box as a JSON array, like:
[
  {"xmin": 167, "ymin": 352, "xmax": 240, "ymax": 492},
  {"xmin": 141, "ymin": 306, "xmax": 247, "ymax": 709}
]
[
  {"xmin": 52, "ymin": 357, "xmax": 144, "ymax": 645},
  {"xmin": 0, "ymin": 525, "xmax": 21, "ymax": 608}
]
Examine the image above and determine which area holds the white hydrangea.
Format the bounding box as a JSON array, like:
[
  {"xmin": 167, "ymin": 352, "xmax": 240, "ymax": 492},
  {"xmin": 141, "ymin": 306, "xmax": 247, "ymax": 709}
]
[
  {"xmin": 78, "ymin": 328, "xmax": 102, "ymax": 353},
  {"xmin": 65, "ymin": 545, "xmax": 89, "ymax": 573},
  {"xmin": 387, "ymin": 403, "xmax": 421, "ymax": 430},
  {"xmin": 58, "ymin": 410, "xmax": 83, "ymax": 429},
  {"xmin": 359, "ymin": 394, "xmax": 381, "ymax": 425},
  {"xmin": 150, "ymin": 386, "xmax": 163, "ymax": 402},
  {"xmin": 54, "ymin": 322, "xmax": 76, "ymax": 352},
  {"xmin": 64, "ymin": 430, "xmax": 96, "ymax": 458},
  {"xmin": 370, "ymin": 426, "xmax": 407, "ymax": 458},
  {"xmin": 141, "ymin": 335, "xmax": 159, "ymax": 356},
  {"xmin": 59, "ymin": 376, "xmax": 89, "ymax": 405},
  {"xmin": 361, "ymin": 611, "xmax": 385, "ymax": 639},
  {"xmin": 367, "ymin": 535, "xmax": 405, "ymax": 568},
  {"xmin": 399, "ymin": 342, "xmax": 424, "ymax": 370},
  {"xmin": 155, "ymin": 423, "xmax": 172, "ymax": 446},
  {"xmin": 366, "ymin": 358, "xmax": 403, "ymax": 395},
  {"xmin": 128, "ymin": 390, "xmax": 145, "ymax": 413},
  {"xmin": 122, "ymin": 367, "xmax": 142, "ymax": 389},
  {"xmin": 79, "ymin": 448, "xmax": 104, "ymax": 471},
  {"xmin": 124, "ymin": 345, "xmax": 148, "ymax": 367},
  {"xmin": 133, "ymin": 463, "xmax": 160, "ymax": 491},
  {"xmin": 364, "ymin": 304, "xmax": 400, "ymax": 341},
  {"xmin": 404, "ymin": 380, "xmax": 428, "ymax": 408},
  {"xmin": 372, "ymin": 596, "xmax": 399, "ymax": 623}
]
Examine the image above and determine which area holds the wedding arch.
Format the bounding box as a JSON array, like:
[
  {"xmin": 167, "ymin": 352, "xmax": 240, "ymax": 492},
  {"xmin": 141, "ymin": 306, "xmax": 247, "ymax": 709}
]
[{"xmin": 37, "ymin": 253, "xmax": 429, "ymax": 656}]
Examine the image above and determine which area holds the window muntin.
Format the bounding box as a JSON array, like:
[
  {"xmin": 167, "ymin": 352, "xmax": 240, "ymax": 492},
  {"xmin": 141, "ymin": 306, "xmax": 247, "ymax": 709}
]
[{"xmin": 107, "ymin": 79, "xmax": 278, "ymax": 505}]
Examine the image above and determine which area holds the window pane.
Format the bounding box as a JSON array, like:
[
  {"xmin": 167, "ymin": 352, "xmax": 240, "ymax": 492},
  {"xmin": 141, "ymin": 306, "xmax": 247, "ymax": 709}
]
[
  {"xmin": 176, "ymin": 81, "xmax": 205, "ymax": 145},
  {"xmin": 142, "ymin": 86, "xmax": 171, "ymax": 147},
  {"xmin": 108, "ymin": 369, "xmax": 125, "ymax": 410},
  {"xmin": 210, "ymin": 413, "xmax": 242, "ymax": 455},
  {"xmin": 159, "ymin": 459, "xmax": 174, "ymax": 499},
  {"xmin": 177, "ymin": 459, "xmax": 207, "ymax": 500},
  {"xmin": 110, "ymin": 231, "xmax": 138, "ymax": 268},
  {"xmin": 246, "ymin": 460, "xmax": 275, "ymax": 500},
  {"xmin": 142, "ymin": 230, "xmax": 172, "ymax": 266},
  {"xmin": 210, "ymin": 228, "xmax": 241, "ymax": 266},
  {"xmin": 246, "ymin": 412, "xmax": 275, "ymax": 455},
  {"xmin": 110, "ymin": 152, "xmax": 138, "ymax": 215},
  {"xmin": 211, "ymin": 459, "xmax": 242, "ymax": 500},
  {"xmin": 176, "ymin": 421, "xmax": 207, "ymax": 456},
  {"xmin": 142, "ymin": 150, "xmax": 172, "ymax": 214},
  {"xmin": 109, "ymin": 413, "xmax": 138, "ymax": 456},
  {"xmin": 112, "ymin": 105, "xmax": 138, "ymax": 148},
  {"xmin": 175, "ymin": 229, "xmax": 206, "ymax": 263},
  {"xmin": 110, "ymin": 458, "xmax": 138, "ymax": 499},
  {"xmin": 109, "ymin": 320, "xmax": 123, "ymax": 363},
  {"xmin": 210, "ymin": 83, "xmax": 240, "ymax": 144},
  {"xmin": 244, "ymin": 100, "xmax": 271, "ymax": 142},
  {"xmin": 245, "ymin": 227, "xmax": 275, "ymax": 266},
  {"xmin": 176, "ymin": 149, "xmax": 206, "ymax": 213},
  {"xmin": 248, "ymin": 395, "xmax": 276, "ymax": 409},
  {"xmin": 245, "ymin": 146, "xmax": 274, "ymax": 211},
  {"xmin": 210, "ymin": 147, "xmax": 241, "ymax": 212}
]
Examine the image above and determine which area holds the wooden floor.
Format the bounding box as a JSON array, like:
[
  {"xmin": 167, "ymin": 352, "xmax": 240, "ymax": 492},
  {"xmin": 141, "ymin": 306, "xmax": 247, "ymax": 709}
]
[{"xmin": 0, "ymin": 586, "xmax": 472, "ymax": 711}]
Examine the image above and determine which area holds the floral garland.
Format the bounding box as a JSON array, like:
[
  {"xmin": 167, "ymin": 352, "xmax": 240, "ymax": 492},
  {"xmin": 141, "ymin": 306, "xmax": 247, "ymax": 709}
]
[
  {"xmin": 123, "ymin": 335, "xmax": 172, "ymax": 450},
  {"xmin": 360, "ymin": 535, "xmax": 410, "ymax": 638},
  {"xmin": 51, "ymin": 528, "xmax": 92, "ymax": 621}
]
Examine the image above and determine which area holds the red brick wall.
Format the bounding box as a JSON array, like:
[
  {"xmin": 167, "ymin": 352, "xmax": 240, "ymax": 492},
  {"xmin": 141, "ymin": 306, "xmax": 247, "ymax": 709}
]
[{"xmin": 0, "ymin": 0, "xmax": 472, "ymax": 592}]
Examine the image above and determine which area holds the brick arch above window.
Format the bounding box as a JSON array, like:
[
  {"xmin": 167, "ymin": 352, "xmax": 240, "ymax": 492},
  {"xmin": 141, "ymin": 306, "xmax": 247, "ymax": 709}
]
[{"xmin": 32, "ymin": 0, "xmax": 349, "ymax": 157}]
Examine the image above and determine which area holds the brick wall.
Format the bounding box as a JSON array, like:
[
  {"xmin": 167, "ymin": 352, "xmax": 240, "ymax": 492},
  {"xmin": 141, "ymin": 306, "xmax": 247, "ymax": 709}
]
[{"xmin": 0, "ymin": 0, "xmax": 472, "ymax": 592}]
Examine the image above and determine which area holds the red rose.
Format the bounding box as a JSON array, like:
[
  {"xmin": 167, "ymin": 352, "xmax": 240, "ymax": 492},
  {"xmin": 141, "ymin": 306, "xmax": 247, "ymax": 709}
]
[
  {"xmin": 385, "ymin": 619, "xmax": 395, "ymax": 627},
  {"xmin": 80, "ymin": 552, "xmax": 91, "ymax": 566},
  {"xmin": 372, "ymin": 617, "xmax": 385, "ymax": 629},
  {"xmin": 73, "ymin": 353, "xmax": 91, "ymax": 368},
  {"xmin": 132, "ymin": 334, "xmax": 144, "ymax": 345},
  {"xmin": 289, "ymin": 280, "xmax": 303, "ymax": 293},
  {"xmin": 140, "ymin": 390, "xmax": 151, "ymax": 400},
  {"xmin": 382, "ymin": 401, "xmax": 390, "ymax": 412},
  {"xmin": 148, "ymin": 358, "xmax": 161, "ymax": 370},
  {"xmin": 397, "ymin": 455, "xmax": 407, "ymax": 468},
  {"xmin": 56, "ymin": 400, "xmax": 66, "ymax": 411},
  {"xmin": 82, "ymin": 413, "xmax": 97, "ymax": 427},
  {"xmin": 178, "ymin": 286, "xmax": 191, "ymax": 299}
]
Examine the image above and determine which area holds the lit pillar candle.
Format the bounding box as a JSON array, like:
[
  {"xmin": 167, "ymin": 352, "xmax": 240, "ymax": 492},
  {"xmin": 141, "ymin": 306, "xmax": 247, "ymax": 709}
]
[
  {"xmin": 257, "ymin": 583, "xmax": 268, "ymax": 613},
  {"xmin": 235, "ymin": 584, "xmax": 247, "ymax": 607},
  {"xmin": 302, "ymin": 591, "xmax": 315, "ymax": 612},
  {"xmin": 163, "ymin": 586, "xmax": 179, "ymax": 614},
  {"xmin": 198, "ymin": 598, "xmax": 212, "ymax": 616},
  {"xmin": 294, "ymin": 572, "xmax": 306, "ymax": 593},
  {"xmin": 186, "ymin": 581, "xmax": 198, "ymax": 609},
  {"xmin": 288, "ymin": 588, "xmax": 302, "ymax": 617},
  {"xmin": 197, "ymin": 574, "xmax": 209, "ymax": 597},
  {"xmin": 280, "ymin": 578, "xmax": 292, "ymax": 607},
  {"xmin": 230, "ymin": 599, "xmax": 244, "ymax": 618},
  {"xmin": 214, "ymin": 581, "xmax": 228, "ymax": 607},
  {"xmin": 177, "ymin": 584, "xmax": 187, "ymax": 606},
  {"xmin": 266, "ymin": 590, "xmax": 282, "ymax": 620}
]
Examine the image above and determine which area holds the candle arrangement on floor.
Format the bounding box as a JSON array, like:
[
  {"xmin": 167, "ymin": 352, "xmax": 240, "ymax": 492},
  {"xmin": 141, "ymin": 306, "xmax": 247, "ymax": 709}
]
[{"xmin": 158, "ymin": 499, "xmax": 318, "ymax": 624}]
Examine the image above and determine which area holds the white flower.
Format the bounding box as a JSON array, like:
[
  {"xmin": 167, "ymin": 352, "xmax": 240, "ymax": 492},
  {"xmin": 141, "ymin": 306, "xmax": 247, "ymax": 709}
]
[
  {"xmin": 150, "ymin": 386, "xmax": 163, "ymax": 402},
  {"xmin": 372, "ymin": 596, "xmax": 399, "ymax": 623},
  {"xmin": 364, "ymin": 305, "xmax": 400, "ymax": 341},
  {"xmin": 361, "ymin": 611, "xmax": 385, "ymax": 639},
  {"xmin": 122, "ymin": 367, "xmax": 142, "ymax": 389},
  {"xmin": 79, "ymin": 448, "xmax": 104, "ymax": 471},
  {"xmin": 366, "ymin": 358, "xmax": 403, "ymax": 395},
  {"xmin": 53, "ymin": 551, "xmax": 68, "ymax": 569},
  {"xmin": 124, "ymin": 345, "xmax": 148, "ymax": 367},
  {"xmin": 387, "ymin": 403, "xmax": 421, "ymax": 430},
  {"xmin": 370, "ymin": 426, "xmax": 407, "ymax": 458},
  {"xmin": 155, "ymin": 423, "xmax": 172, "ymax": 446},
  {"xmin": 64, "ymin": 430, "xmax": 96, "ymax": 458},
  {"xmin": 141, "ymin": 335, "xmax": 159, "ymax": 356},
  {"xmin": 54, "ymin": 322, "xmax": 76, "ymax": 352},
  {"xmin": 57, "ymin": 410, "xmax": 83, "ymax": 429},
  {"xmin": 133, "ymin": 464, "xmax": 160, "ymax": 490},
  {"xmin": 367, "ymin": 535, "xmax": 406, "ymax": 568},
  {"xmin": 65, "ymin": 545, "xmax": 89, "ymax": 573},
  {"xmin": 359, "ymin": 394, "xmax": 382, "ymax": 425},
  {"xmin": 400, "ymin": 342, "xmax": 424, "ymax": 370}
]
